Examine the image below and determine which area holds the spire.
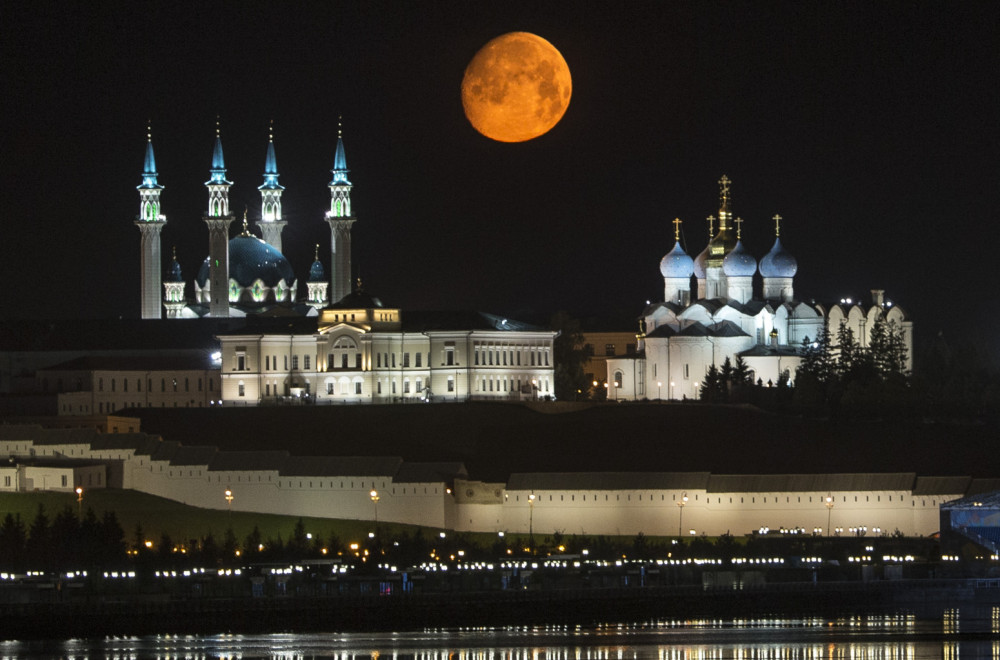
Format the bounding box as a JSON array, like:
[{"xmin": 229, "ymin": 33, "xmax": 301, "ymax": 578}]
[
  {"xmin": 138, "ymin": 122, "xmax": 162, "ymax": 190},
  {"xmin": 330, "ymin": 116, "xmax": 351, "ymax": 185},
  {"xmin": 259, "ymin": 120, "xmax": 283, "ymax": 191},
  {"xmin": 718, "ymin": 175, "xmax": 731, "ymax": 230},
  {"xmin": 208, "ymin": 117, "xmax": 232, "ymax": 185}
]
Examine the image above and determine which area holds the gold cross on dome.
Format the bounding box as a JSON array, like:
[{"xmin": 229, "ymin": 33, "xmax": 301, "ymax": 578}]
[
  {"xmin": 707, "ymin": 215, "xmax": 716, "ymax": 237},
  {"xmin": 773, "ymin": 214, "xmax": 783, "ymax": 236},
  {"xmin": 672, "ymin": 217, "xmax": 682, "ymax": 241},
  {"xmin": 735, "ymin": 216, "xmax": 744, "ymax": 240}
]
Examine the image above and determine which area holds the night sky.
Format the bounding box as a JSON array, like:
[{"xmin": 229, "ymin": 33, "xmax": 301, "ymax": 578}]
[{"xmin": 3, "ymin": 2, "xmax": 997, "ymax": 362}]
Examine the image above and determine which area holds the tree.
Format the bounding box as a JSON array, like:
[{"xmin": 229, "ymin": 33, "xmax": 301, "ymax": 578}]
[
  {"xmin": 549, "ymin": 311, "xmax": 590, "ymax": 400},
  {"xmin": 26, "ymin": 504, "xmax": 51, "ymax": 568},
  {"xmin": 0, "ymin": 513, "xmax": 27, "ymax": 570}
]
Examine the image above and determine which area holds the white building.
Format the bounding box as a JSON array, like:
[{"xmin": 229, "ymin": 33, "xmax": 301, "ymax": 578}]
[
  {"xmin": 217, "ymin": 304, "xmax": 556, "ymax": 405},
  {"xmin": 0, "ymin": 424, "xmax": 984, "ymax": 538},
  {"xmin": 608, "ymin": 177, "xmax": 913, "ymax": 400}
]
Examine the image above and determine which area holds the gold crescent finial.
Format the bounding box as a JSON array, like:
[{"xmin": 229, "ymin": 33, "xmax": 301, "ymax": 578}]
[
  {"xmin": 773, "ymin": 214, "xmax": 782, "ymax": 237},
  {"xmin": 735, "ymin": 217, "xmax": 744, "ymax": 240},
  {"xmin": 355, "ymin": 276, "xmax": 363, "ymax": 291},
  {"xmin": 172, "ymin": 245, "xmax": 177, "ymax": 260},
  {"xmin": 314, "ymin": 244, "xmax": 320, "ymax": 261},
  {"xmin": 242, "ymin": 207, "xmax": 250, "ymax": 235},
  {"xmin": 672, "ymin": 217, "xmax": 682, "ymax": 242}
]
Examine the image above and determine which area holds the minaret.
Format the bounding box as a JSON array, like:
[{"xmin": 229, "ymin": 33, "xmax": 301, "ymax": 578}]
[
  {"xmin": 163, "ymin": 247, "xmax": 187, "ymax": 318},
  {"xmin": 704, "ymin": 175, "xmax": 738, "ymax": 299},
  {"xmin": 135, "ymin": 123, "xmax": 167, "ymax": 319},
  {"xmin": 306, "ymin": 244, "xmax": 330, "ymax": 310},
  {"xmin": 203, "ymin": 119, "xmax": 234, "ymax": 317},
  {"xmin": 325, "ymin": 119, "xmax": 357, "ymax": 304},
  {"xmin": 257, "ymin": 120, "xmax": 286, "ymax": 251}
]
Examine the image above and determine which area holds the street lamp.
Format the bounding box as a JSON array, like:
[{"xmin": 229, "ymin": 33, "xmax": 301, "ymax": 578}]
[
  {"xmin": 531, "ymin": 379, "xmax": 538, "ymax": 401},
  {"xmin": 75, "ymin": 487, "xmax": 83, "ymax": 518},
  {"xmin": 657, "ymin": 381, "xmax": 662, "ymax": 400},
  {"xmin": 528, "ymin": 493, "xmax": 536, "ymax": 553},
  {"xmin": 370, "ymin": 489, "xmax": 380, "ymax": 530},
  {"xmin": 825, "ymin": 494, "xmax": 834, "ymax": 536},
  {"xmin": 670, "ymin": 381, "xmax": 675, "ymax": 399},
  {"xmin": 225, "ymin": 489, "xmax": 234, "ymax": 519},
  {"xmin": 677, "ymin": 491, "xmax": 688, "ymax": 536}
]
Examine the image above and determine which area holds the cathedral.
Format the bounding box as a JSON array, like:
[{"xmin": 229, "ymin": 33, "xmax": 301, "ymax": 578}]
[
  {"xmin": 136, "ymin": 121, "xmax": 354, "ymax": 319},
  {"xmin": 607, "ymin": 176, "xmax": 912, "ymax": 400}
]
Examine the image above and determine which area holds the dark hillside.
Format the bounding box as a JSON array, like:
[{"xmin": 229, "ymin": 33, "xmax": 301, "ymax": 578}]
[{"xmin": 129, "ymin": 403, "xmax": 997, "ymax": 482}]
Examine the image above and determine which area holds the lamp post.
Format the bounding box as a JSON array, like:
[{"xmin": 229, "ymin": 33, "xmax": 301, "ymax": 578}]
[
  {"xmin": 225, "ymin": 489, "xmax": 234, "ymax": 519},
  {"xmin": 677, "ymin": 491, "xmax": 688, "ymax": 536},
  {"xmin": 531, "ymin": 379, "xmax": 538, "ymax": 401},
  {"xmin": 75, "ymin": 487, "xmax": 83, "ymax": 518},
  {"xmin": 528, "ymin": 493, "xmax": 536, "ymax": 553},
  {"xmin": 657, "ymin": 381, "xmax": 662, "ymax": 401},
  {"xmin": 370, "ymin": 489, "xmax": 380, "ymax": 532},
  {"xmin": 825, "ymin": 494, "xmax": 834, "ymax": 536},
  {"xmin": 670, "ymin": 381, "xmax": 675, "ymax": 400}
]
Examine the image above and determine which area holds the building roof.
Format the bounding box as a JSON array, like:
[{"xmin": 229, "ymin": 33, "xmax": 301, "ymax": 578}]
[
  {"xmin": 395, "ymin": 462, "xmax": 468, "ymax": 483},
  {"xmin": 280, "ymin": 456, "xmax": 403, "ymax": 477},
  {"xmin": 209, "ymin": 451, "xmax": 290, "ymax": 471},
  {"xmin": 401, "ymin": 311, "xmax": 545, "ymax": 332},
  {"xmin": 707, "ymin": 473, "xmax": 920, "ymax": 493}
]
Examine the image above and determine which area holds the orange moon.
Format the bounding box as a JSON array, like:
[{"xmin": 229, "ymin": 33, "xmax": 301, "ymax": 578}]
[{"xmin": 461, "ymin": 32, "xmax": 572, "ymax": 142}]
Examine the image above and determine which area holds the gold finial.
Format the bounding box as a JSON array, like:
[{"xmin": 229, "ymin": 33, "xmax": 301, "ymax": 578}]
[
  {"xmin": 773, "ymin": 214, "xmax": 782, "ymax": 237},
  {"xmin": 338, "ymin": 115, "xmax": 343, "ymax": 139},
  {"xmin": 707, "ymin": 215, "xmax": 716, "ymax": 238},
  {"xmin": 172, "ymin": 245, "xmax": 177, "ymax": 261},
  {"xmin": 672, "ymin": 217, "xmax": 682, "ymax": 242},
  {"xmin": 735, "ymin": 217, "xmax": 744, "ymax": 240},
  {"xmin": 314, "ymin": 244, "xmax": 320, "ymax": 261},
  {"xmin": 718, "ymin": 175, "xmax": 731, "ymax": 214},
  {"xmin": 242, "ymin": 207, "xmax": 250, "ymax": 235},
  {"xmin": 355, "ymin": 276, "xmax": 362, "ymax": 291},
  {"xmin": 215, "ymin": 115, "xmax": 221, "ymax": 138}
]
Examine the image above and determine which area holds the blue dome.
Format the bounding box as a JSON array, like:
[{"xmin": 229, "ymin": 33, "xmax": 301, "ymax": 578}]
[
  {"xmin": 165, "ymin": 258, "xmax": 183, "ymax": 283},
  {"xmin": 722, "ymin": 240, "xmax": 757, "ymax": 277},
  {"xmin": 693, "ymin": 245, "xmax": 709, "ymax": 279},
  {"xmin": 309, "ymin": 259, "xmax": 326, "ymax": 282},
  {"xmin": 195, "ymin": 236, "xmax": 296, "ymax": 289},
  {"xmin": 659, "ymin": 241, "xmax": 694, "ymax": 278},
  {"xmin": 759, "ymin": 237, "xmax": 798, "ymax": 278}
]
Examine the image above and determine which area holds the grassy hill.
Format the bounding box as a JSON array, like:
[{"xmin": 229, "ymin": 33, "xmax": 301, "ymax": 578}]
[{"xmin": 127, "ymin": 402, "xmax": 998, "ymax": 481}]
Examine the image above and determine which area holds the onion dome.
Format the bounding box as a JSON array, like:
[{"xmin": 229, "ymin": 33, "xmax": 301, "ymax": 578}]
[
  {"xmin": 722, "ymin": 240, "xmax": 757, "ymax": 277},
  {"xmin": 659, "ymin": 241, "xmax": 694, "ymax": 278},
  {"xmin": 693, "ymin": 245, "xmax": 709, "ymax": 279},
  {"xmin": 195, "ymin": 235, "xmax": 295, "ymax": 289},
  {"xmin": 759, "ymin": 237, "xmax": 798, "ymax": 278},
  {"xmin": 308, "ymin": 246, "xmax": 326, "ymax": 282}
]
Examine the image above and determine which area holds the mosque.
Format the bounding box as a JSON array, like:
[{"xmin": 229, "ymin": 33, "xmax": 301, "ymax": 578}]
[
  {"xmin": 605, "ymin": 176, "xmax": 913, "ymax": 400},
  {"xmin": 134, "ymin": 123, "xmax": 557, "ymax": 405}
]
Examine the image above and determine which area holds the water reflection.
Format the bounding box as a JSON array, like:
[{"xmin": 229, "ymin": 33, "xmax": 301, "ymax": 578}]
[{"xmin": 5, "ymin": 611, "xmax": 1000, "ymax": 660}]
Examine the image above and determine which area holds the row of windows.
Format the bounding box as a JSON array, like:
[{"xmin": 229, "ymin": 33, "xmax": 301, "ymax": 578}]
[
  {"xmin": 96, "ymin": 401, "xmax": 209, "ymax": 412},
  {"xmin": 481, "ymin": 377, "xmax": 549, "ymax": 393},
  {"xmin": 99, "ymin": 377, "xmax": 213, "ymax": 393},
  {"xmin": 511, "ymin": 492, "xmax": 939, "ymax": 506},
  {"xmin": 474, "ymin": 348, "xmax": 549, "ymax": 367}
]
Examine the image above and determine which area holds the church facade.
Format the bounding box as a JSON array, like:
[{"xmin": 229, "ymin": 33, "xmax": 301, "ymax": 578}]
[{"xmin": 608, "ymin": 177, "xmax": 912, "ymax": 401}]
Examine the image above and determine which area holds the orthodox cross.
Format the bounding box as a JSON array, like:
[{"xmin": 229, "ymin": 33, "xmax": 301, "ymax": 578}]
[
  {"xmin": 773, "ymin": 214, "xmax": 783, "ymax": 236},
  {"xmin": 672, "ymin": 217, "xmax": 682, "ymax": 241},
  {"xmin": 735, "ymin": 216, "xmax": 744, "ymax": 240}
]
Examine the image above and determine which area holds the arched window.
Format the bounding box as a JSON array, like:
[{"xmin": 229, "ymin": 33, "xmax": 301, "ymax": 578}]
[{"xmin": 614, "ymin": 371, "xmax": 623, "ymax": 387}]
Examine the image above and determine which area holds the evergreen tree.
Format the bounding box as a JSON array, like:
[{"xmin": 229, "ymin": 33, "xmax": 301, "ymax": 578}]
[
  {"xmin": 245, "ymin": 525, "xmax": 263, "ymax": 557},
  {"xmin": 0, "ymin": 513, "xmax": 27, "ymax": 570},
  {"xmin": 26, "ymin": 504, "xmax": 51, "ymax": 569},
  {"xmin": 549, "ymin": 311, "xmax": 590, "ymax": 400},
  {"xmin": 701, "ymin": 364, "xmax": 721, "ymax": 402}
]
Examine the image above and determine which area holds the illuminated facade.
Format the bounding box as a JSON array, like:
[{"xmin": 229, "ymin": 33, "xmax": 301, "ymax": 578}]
[{"xmin": 608, "ymin": 177, "xmax": 913, "ymax": 400}]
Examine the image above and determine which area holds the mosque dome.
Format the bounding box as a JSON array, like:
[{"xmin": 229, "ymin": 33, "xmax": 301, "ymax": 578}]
[
  {"xmin": 309, "ymin": 258, "xmax": 326, "ymax": 282},
  {"xmin": 759, "ymin": 237, "xmax": 798, "ymax": 278},
  {"xmin": 195, "ymin": 235, "xmax": 296, "ymax": 289},
  {"xmin": 722, "ymin": 240, "xmax": 757, "ymax": 277},
  {"xmin": 659, "ymin": 241, "xmax": 694, "ymax": 278},
  {"xmin": 693, "ymin": 245, "xmax": 709, "ymax": 279}
]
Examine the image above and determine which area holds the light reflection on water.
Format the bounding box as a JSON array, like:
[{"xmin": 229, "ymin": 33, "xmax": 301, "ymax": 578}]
[{"xmin": 3, "ymin": 609, "xmax": 1000, "ymax": 660}]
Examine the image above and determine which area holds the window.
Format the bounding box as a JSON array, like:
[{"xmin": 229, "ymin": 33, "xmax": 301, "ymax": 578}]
[
  {"xmin": 111, "ymin": 379, "xmax": 115, "ymax": 392},
  {"xmin": 377, "ymin": 353, "xmax": 381, "ymax": 368},
  {"xmin": 403, "ymin": 353, "xmax": 410, "ymax": 367},
  {"xmin": 446, "ymin": 349, "xmax": 454, "ymax": 366},
  {"xmin": 198, "ymin": 379, "xmax": 203, "ymax": 391},
  {"xmin": 292, "ymin": 355, "xmax": 299, "ymax": 370},
  {"xmin": 605, "ymin": 343, "xmax": 615, "ymax": 356},
  {"xmin": 327, "ymin": 382, "xmax": 334, "ymax": 394},
  {"xmin": 404, "ymin": 380, "xmax": 410, "ymax": 394},
  {"xmin": 584, "ymin": 343, "xmax": 594, "ymax": 356},
  {"xmin": 238, "ymin": 382, "xmax": 245, "ymax": 397},
  {"xmin": 123, "ymin": 379, "xmax": 128, "ymax": 392},
  {"xmin": 355, "ymin": 382, "xmax": 362, "ymax": 394},
  {"xmin": 614, "ymin": 371, "xmax": 623, "ymax": 387},
  {"xmin": 304, "ymin": 355, "xmax": 311, "ymax": 370},
  {"xmin": 61, "ymin": 475, "xmax": 68, "ymax": 487},
  {"xmin": 342, "ymin": 354, "xmax": 348, "ymax": 368},
  {"xmin": 266, "ymin": 356, "xmax": 270, "ymax": 370},
  {"xmin": 185, "ymin": 378, "xmax": 189, "ymax": 392},
  {"xmin": 237, "ymin": 354, "xmax": 245, "ymax": 371},
  {"xmin": 447, "ymin": 377, "xmax": 454, "ymax": 392},
  {"xmin": 415, "ymin": 353, "xmax": 422, "ymax": 367},
  {"xmin": 391, "ymin": 353, "xmax": 396, "ymax": 368},
  {"xmin": 355, "ymin": 354, "xmax": 362, "ymax": 369},
  {"xmin": 416, "ymin": 378, "xmax": 422, "ymax": 392},
  {"xmin": 684, "ymin": 364, "xmax": 690, "ymax": 379}
]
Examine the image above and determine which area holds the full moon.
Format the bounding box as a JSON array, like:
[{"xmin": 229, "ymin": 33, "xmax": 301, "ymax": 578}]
[{"xmin": 461, "ymin": 32, "xmax": 572, "ymax": 143}]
